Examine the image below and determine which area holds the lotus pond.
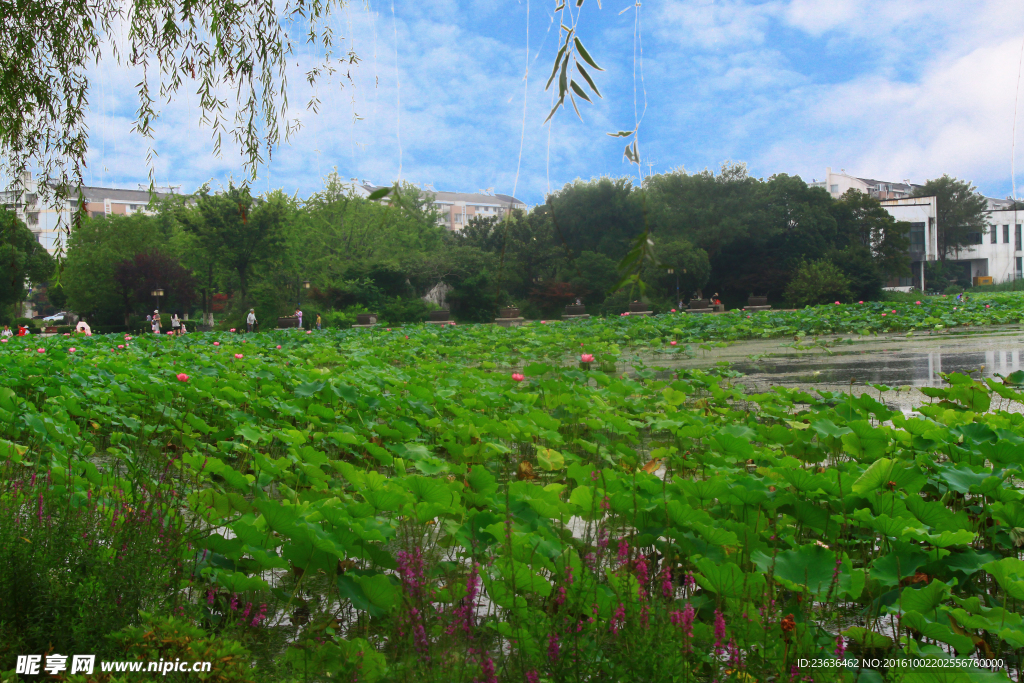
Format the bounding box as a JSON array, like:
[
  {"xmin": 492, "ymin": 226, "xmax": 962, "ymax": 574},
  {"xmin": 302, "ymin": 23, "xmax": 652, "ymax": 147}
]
[{"xmin": 4, "ymin": 295, "xmax": 1024, "ymax": 682}]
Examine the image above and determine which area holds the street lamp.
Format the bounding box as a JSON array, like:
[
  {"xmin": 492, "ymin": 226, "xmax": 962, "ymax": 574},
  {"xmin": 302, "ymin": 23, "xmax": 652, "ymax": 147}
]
[
  {"xmin": 666, "ymin": 268, "xmax": 679, "ymax": 306},
  {"xmin": 151, "ymin": 288, "xmax": 164, "ymax": 314},
  {"xmin": 297, "ymin": 279, "xmax": 310, "ymax": 309}
]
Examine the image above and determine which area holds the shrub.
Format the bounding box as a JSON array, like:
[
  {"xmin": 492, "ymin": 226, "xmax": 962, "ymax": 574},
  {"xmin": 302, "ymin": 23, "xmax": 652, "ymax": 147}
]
[
  {"xmin": 0, "ymin": 458, "xmax": 196, "ymax": 661},
  {"xmin": 784, "ymin": 259, "xmax": 853, "ymax": 307}
]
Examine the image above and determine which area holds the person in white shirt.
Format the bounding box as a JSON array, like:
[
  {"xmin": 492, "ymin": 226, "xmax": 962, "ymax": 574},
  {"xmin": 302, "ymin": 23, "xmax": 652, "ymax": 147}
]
[
  {"xmin": 171, "ymin": 314, "xmax": 181, "ymax": 334},
  {"xmin": 151, "ymin": 311, "xmax": 161, "ymax": 334},
  {"xmin": 246, "ymin": 309, "xmax": 257, "ymax": 333},
  {"xmin": 0, "ymin": 325, "xmax": 12, "ymax": 337},
  {"xmin": 295, "ymin": 309, "xmax": 303, "ymax": 329}
]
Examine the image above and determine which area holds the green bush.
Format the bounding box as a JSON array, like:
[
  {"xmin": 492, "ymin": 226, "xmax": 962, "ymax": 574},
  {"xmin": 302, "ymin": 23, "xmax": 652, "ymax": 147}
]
[
  {"xmin": 379, "ymin": 297, "xmax": 430, "ymax": 324},
  {"xmin": 0, "ymin": 459, "xmax": 193, "ymax": 662},
  {"xmin": 784, "ymin": 259, "xmax": 853, "ymax": 307}
]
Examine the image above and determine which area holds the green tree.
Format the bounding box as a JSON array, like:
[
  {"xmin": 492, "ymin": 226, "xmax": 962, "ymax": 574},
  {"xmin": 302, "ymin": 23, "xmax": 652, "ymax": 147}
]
[
  {"xmin": 0, "ymin": 208, "xmax": 54, "ymax": 322},
  {"xmin": 831, "ymin": 189, "xmax": 910, "ymax": 279},
  {"xmin": 62, "ymin": 213, "xmax": 165, "ymax": 324},
  {"xmin": 784, "ymin": 259, "xmax": 853, "ymax": 308},
  {"xmin": 647, "ymin": 239, "xmax": 710, "ymax": 303},
  {"xmin": 546, "ymin": 177, "xmax": 644, "ymax": 260},
  {"xmin": 177, "ymin": 184, "xmax": 286, "ymax": 310},
  {"xmin": 912, "ymin": 175, "xmax": 988, "ymax": 260}
]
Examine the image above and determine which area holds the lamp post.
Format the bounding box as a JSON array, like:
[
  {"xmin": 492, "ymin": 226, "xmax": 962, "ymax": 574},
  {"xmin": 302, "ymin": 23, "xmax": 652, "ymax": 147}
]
[
  {"xmin": 151, "ymin": 288, "xmax": 164, "ymax": 314},
  {"xmin": 296, "ymin": 279, "xmax": 310, "ymax": 309},
  {"xmin": 666, "ymin": 268, "xmax": 679, "ymax": 306}
]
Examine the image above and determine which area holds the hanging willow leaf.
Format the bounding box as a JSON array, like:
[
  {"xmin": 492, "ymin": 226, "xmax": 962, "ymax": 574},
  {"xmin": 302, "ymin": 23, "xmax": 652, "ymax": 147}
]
[
  {"xmin": 576, "ymin": 62, "xmax": 602, "ymax": 98},
  {"xmin": 569, "ymin": 79, "xmax": 592, "ymax": 103},
  {"xmin": 573, "ymin": 36, "xmax": 604, "ymax": 71},
  {"xmin": 366, "ymin": 187, "xmax": 392, "ymax": 201}
]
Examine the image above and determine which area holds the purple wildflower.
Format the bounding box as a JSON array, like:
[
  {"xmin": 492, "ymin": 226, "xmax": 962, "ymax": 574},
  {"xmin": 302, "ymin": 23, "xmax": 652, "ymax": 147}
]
[{"xmin": 547, "ymin": 633, "xmax": 560, "ymax": 663}]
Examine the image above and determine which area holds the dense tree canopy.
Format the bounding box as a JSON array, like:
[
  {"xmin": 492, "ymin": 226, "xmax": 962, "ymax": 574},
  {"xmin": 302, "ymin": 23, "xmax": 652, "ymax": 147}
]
[
  {"xmin": 54, "ymin": 167, "xmax": 974, "ymax": 328},
  {"xmin": 0, "ymin": 209, "xmax": 54, "ymax": 322}
]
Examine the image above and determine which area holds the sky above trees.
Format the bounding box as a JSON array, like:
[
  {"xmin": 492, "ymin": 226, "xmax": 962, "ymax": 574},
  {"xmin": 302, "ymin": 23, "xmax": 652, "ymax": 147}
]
[{"xmin": 64, "ymin": 0, "xmax": 1024, "ymax": 204}]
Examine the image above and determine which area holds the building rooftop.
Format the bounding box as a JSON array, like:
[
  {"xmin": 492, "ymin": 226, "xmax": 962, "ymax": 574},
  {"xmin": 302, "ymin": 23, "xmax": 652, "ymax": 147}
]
[{"xmin": 356, "ymin": 183, "xmax": 526, "ymax": 208}]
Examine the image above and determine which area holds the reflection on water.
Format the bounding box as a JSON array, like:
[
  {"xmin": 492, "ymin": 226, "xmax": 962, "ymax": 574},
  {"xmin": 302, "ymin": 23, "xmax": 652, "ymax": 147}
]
[{"xmin": 732, "ymin": 348, "xmax": 1024, "ymax": 387}]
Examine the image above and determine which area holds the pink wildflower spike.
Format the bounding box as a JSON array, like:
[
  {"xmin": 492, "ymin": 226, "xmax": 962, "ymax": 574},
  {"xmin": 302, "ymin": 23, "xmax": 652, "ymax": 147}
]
[
  {"xmin": 511, "ymin": 372, "xmax": 525, "ymax": 382},
  {"xmin": 834, "ymin": 635, "xmax": 846, "ymax": 659},
  {"xmin": 581, "ymin": 353, "xmax": 595, "ymax": 363},
  {"xmin": 176, "ymin": 373, "xmax": 189, "ymax": 382},
  {"xmin": 714, "ymin": 609, "xmax": 726, "ymax": 647}
]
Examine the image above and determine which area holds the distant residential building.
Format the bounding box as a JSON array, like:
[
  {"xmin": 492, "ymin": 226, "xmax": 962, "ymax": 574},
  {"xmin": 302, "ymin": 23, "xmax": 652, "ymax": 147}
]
[
  {"xmin": 1, "ymin": 172, "xmax": 172, "ymax": 254},
  {"xmin": 355, "ymin": 182, "xmax": 527, "ymax": 231},
  {"xmin": 809, "ymin": 167, "xmax": 919, "ymax": 200}
]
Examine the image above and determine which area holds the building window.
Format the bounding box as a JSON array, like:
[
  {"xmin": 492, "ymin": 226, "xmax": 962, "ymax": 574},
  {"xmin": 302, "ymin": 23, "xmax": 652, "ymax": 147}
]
[
  {"xmin": 967, "ymin": 232, "xmax": 983, "ymax": 245},
  {"xmin": 1017, "ymin": 256, "xmax": 1022, "ymax": 277},
  {"xmin": 1004, "ymin": 225, "xmax": 1011, "ymax": 243},
  {"xmin": 1017, "ymin": 225, "xmax": 1022, "ymax": 251},
  {"xmin": 991, "ymin": 226, "xmax": 998, "ymax": 244},
  {"xmin": 909, "ymin": 222, "xmax": 925, "ymax": 251},
  {"xmin": 829, "ymin": 184, "xmax": 838, "ymax": 194}
]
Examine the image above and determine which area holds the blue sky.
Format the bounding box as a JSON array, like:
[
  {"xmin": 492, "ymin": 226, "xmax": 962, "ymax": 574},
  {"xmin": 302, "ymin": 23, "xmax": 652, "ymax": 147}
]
[{"xmin": 80, "ymin": 0, "xmax": 1024, "ymax": 205}]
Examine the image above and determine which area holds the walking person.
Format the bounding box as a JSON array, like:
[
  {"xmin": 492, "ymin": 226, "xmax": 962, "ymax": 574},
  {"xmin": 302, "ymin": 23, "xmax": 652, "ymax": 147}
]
[
  {"xmin": 295, "ymin": 308, "xmax": 303, "ymax": 329},
  {"xmin": 151, "ymin": 311, "xmax": 161, "ymax": 335},
  {"xmin": 247, "ymin": 308, "xmax": 257, "ymax": 333},
  {"xmin": 171, "ymin": 313, "xmax": 181, "ymax": 335},
  {"xmin": 316, "ymin": 313, "xmax": 321, "ymax": 330}
]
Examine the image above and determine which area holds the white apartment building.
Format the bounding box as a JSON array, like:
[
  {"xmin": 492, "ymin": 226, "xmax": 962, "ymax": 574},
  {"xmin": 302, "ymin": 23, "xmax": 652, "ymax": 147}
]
[
  {"xmin": 356, "ymin": 183, "xmax": 527, "ymax": 231},
  {"xmin": 1, "ymin": 172, "xmax": 171, "ymax": 254},
  {"xmin": 878, "ymin": 195, "xmax": 1024, "ymax": 290}
]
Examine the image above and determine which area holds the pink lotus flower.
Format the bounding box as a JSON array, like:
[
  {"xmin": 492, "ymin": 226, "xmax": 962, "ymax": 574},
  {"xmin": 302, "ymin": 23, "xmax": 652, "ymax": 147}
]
[
  {"xmin": 834, "ymin": 301, "xmax": 841, "ymax": 305},
  {"xmin": 986, "ymin": 304, "xmax": 991, "ymax": 308},
  {"xmin": 69, "ymin": 347, "xmax": 76, "ymax": 353},
  {"xmin": 405, "ymin": 335, "xmax": 410, "ymax": 339},
  {"xmin": 581, "ymin": 353, "xmax": 595, "ymax": 363},
  {"xmin": 1, "ymin": 339, "xmax": 7, "ymax": 343},
  {"xmin": 306, "ymin": 330, "xmax": 312, "ymax": 334},
  {"xmin": 167, "ymin": 331, "xmax": 174, "ymax": 335},
  {"xmin": 387, "ymin": 328, "xmax": 392, "ymax": 331},
  {"xmin": 176, "ymin": 373, "xmax": 189, "ymax": 382},
  {"xmin": 511, "ymin": 373, "xmax": 525, "ymax": 382},
  {"xmin": 670, "ymin": 341, "xmax": 677, "ymax": 346},
  {"xmin": 671, "ymin": 308, "xmax": 677, "ymax": 313},
  {"xmin": 117, "ymin": 344, "xmax": 124, "ymax": 349},
  {"xmin": 882, "ymin": 313, "xmax": 887, "ymax": 317},
  {"xmin": 276, "ymin": 345, "xmax": 282, "ymax": 349},
  {"xmin": 63, "ymin": 333, "xmax": 70, "ymax": 336},
  {"xmin": 540, "ymin": 320, "xmax": 546, "ymax": 324},
  {"xmin": 858, "ymin": 301, "xmax": 863, "ymax": 304},
  {"xmin": 125, "ymin": 335, "xmax": 132, "ymax": 341},
  {"xmin": 37, "ymin": 348, "xmax": 44, "ymax": 353},
  {"xmin": 892, "ymin": 310, "xmax": 896, "ymax": 314},
  {"xmin": 234, "ymin": 353, "xmax": 243, "ymax": 359},
  {"xmin": 213, "ymin": 342, "xmax": 220, "ymax": 346},
  {"xmin": 915, "ymin": 300, "xmax": 921, "ymax": 304},
  {"xmin": 230, "ymin": 328, "xmax": 236, "ymax": 332}
]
